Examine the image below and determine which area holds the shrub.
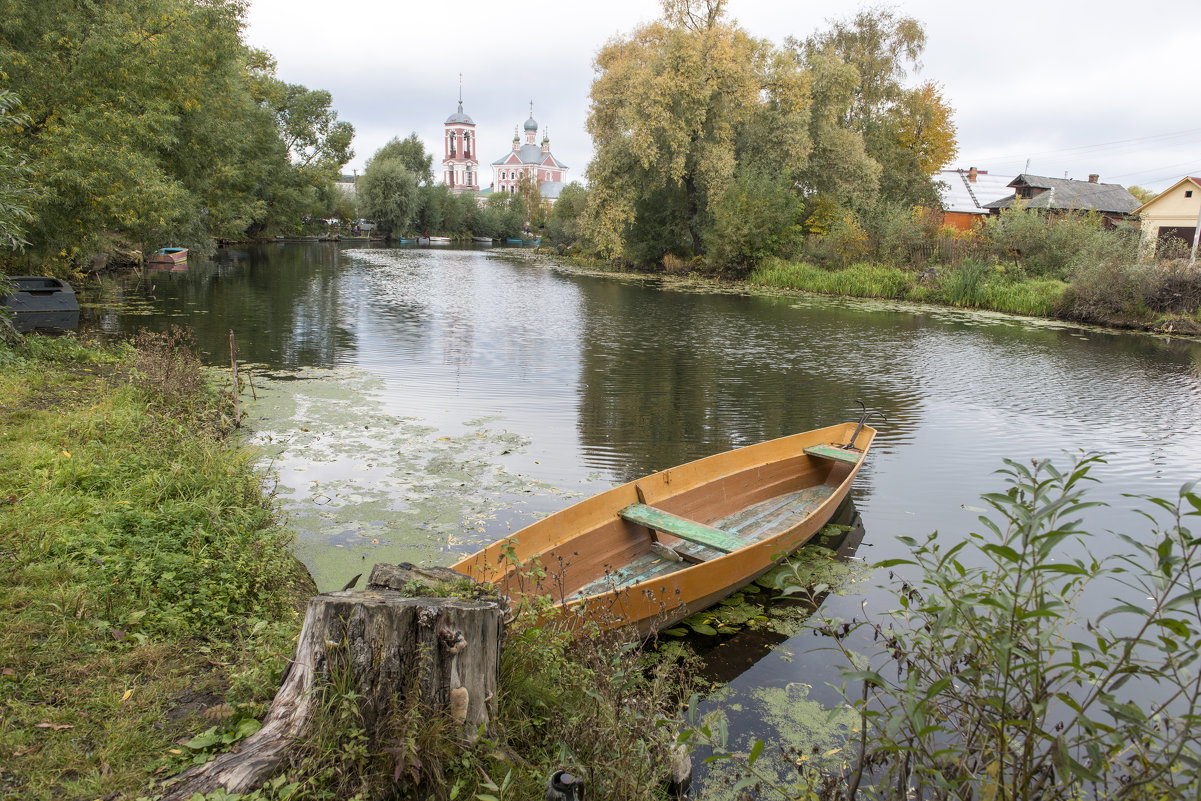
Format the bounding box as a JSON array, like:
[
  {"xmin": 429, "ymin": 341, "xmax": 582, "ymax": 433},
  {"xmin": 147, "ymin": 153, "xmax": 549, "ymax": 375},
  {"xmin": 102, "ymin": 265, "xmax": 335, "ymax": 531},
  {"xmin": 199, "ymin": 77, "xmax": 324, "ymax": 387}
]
[
  {"xmin": 825, "ymin": 455, "xmax": 1201, "ymax": 799},
  {"xmin": 857, "ymin": 200, "xmax": 943, "ymax": 267}
]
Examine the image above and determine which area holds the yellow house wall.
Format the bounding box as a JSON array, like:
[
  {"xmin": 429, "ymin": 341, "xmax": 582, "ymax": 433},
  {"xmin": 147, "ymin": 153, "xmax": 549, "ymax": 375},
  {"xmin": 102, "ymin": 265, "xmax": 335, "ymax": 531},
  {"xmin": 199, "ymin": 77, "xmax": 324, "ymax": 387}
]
[{"xmin": 1139, "ymin": 181, "xmax": 1201, "ymax": 233}]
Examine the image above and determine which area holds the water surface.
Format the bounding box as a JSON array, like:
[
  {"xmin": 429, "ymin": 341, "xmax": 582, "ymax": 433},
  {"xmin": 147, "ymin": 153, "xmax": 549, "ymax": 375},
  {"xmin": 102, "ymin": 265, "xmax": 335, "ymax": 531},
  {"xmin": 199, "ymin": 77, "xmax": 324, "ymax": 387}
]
[{"xmin": 86, "ymin": 243, "xmax": 1201, "ymax": 793}]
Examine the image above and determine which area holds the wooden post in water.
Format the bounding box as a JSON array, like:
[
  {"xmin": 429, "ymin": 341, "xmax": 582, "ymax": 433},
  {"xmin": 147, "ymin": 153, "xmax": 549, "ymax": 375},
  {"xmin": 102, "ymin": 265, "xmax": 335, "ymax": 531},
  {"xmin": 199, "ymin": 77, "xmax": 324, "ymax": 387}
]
[
  {"xmin": 228, "ymin": 329, "xmax": 240, "ymax": 427},
  {"xmin": 159, "ymin": 564, "xmax": 505, "ymax": 799}
]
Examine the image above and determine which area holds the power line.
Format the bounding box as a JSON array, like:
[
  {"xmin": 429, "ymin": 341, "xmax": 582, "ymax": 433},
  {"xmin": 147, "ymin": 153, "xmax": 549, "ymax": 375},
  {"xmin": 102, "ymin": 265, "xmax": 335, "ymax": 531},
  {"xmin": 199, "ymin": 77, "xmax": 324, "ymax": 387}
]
[
  {"xmin": 1109, "ymin": 158, "xmax": 1201, "ymax": 181},
  {"xmin": 971, "ymin": 126, "xmax": 1201, "ymax": 165}
]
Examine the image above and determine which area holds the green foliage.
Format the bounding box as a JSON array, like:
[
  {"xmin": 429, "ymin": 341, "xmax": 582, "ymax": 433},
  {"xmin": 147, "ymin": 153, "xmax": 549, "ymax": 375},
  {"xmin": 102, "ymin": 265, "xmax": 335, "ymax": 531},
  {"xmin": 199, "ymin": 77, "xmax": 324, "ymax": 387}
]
[
  {"xmin": 791, "ymin": 8, "xmax": 955, "ymax": 207},
  {"xmin": 854, "ymin": 199, "xmax": 942, "ymax": 266},
  {"xmin": 0, "ymin": 332, "xmax": 305, "ymax": 799},
  {"xmin": 704, "ymin": 167, "xmax": 805, "ymax": 275},
  {"xmin": 827, "ymin": 455, "xmax": 1201, "ymax": 799},
  {"xmin": 980, "ymin": 205, "xmax": 1134, "ymax": 280},
  {"xmin": 750, "ymin": 258, "xmax": 915, "ymax": 298},
  {"xmin": 359, "ymin": 158, "xmax": 420, "ymax": 236},
  {"xmin": 368, "ymin": 134, "xmax": 434, "ymax": 185},
  {"xmin": 583, "ymin": 4, "xmax": 810, "ymax": 266},
  {"xmin": 0, "ymin": 90, "xmax": 34, "ymax": 251},
  {"xmin": 0, "ymin": 0, "xmax": 353, "ymax": 266},
  {"xmin": 545, "ymin": 182, "xmax": 588, "ymax": 246}
]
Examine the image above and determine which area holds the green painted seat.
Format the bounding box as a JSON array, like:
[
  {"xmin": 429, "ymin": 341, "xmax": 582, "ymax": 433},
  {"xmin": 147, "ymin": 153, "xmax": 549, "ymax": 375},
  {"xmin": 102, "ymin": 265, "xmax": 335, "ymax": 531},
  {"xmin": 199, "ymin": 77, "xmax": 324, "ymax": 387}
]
[
  {"xmin": 803, "ymin": 444, "xmax": 861, "ymax": 465},
  {"xmin": 619, "ymin": 503, "xmax": 744, "ymax": 554}
]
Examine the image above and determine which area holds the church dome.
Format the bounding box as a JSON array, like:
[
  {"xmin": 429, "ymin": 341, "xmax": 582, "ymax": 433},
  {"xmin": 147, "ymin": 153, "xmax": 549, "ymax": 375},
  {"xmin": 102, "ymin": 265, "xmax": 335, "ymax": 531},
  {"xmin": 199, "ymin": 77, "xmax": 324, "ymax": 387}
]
[
  {"xmin": 523, "ymin": 114, "xmax": 538, "ymax": 132},
  {"xmin": 446, "ymin": 101, "xmax": 474, "ymax": 125}
]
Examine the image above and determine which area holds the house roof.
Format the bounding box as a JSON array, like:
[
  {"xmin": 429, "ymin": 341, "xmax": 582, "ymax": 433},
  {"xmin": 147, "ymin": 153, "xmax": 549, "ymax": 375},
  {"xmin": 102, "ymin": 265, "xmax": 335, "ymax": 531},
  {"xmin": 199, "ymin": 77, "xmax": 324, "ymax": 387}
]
[
  {"xmin": 938, "ymin": 169, "xmax": 1017, "ymax": 215},
  {"xmin": 492, "ymin": 144, "xmax": 567, "ymax": 169},
  {"xmin": 1134, "ymin": 176, "xmax": 1201, "ymax": 214},
  {"xmin": 983, "ymin": 174, "xmax": 1140, "ymax": 214}
]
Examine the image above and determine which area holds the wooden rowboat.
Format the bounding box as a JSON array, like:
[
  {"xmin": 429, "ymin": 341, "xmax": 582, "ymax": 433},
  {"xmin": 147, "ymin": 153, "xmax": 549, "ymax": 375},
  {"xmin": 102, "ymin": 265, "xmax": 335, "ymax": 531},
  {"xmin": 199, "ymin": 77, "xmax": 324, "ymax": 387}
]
[
  {"xmin": 147, "ymin": 247, "xmax": 188, "ymax": 265},
  {"xmin": 452, "ymin": 420, "xmax": 876, "ymax": 633}
]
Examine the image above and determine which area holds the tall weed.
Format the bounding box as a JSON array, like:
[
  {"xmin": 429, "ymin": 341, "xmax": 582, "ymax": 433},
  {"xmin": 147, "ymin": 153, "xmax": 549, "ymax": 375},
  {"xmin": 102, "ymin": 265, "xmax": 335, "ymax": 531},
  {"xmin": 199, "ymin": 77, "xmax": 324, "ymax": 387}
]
[{"xmin": 827, "ymin": 456, "xmax": 1201, "ymax": 799}]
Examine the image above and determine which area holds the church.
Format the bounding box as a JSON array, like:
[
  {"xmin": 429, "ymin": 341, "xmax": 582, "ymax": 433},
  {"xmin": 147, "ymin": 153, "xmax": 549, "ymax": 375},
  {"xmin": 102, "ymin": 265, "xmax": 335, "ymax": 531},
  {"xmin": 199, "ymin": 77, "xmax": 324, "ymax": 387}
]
[{"xmin": 441, "ymin": 98, "xmax": 569, "ymax": 203}]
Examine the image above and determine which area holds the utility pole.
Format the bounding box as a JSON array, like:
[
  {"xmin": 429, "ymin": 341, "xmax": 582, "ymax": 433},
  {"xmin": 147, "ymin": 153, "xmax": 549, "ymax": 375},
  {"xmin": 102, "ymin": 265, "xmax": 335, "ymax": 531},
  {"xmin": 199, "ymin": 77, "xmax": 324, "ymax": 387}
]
[{"xmin": 1190, "ymin": 197, "xmax": 1201, "ymax": 268}]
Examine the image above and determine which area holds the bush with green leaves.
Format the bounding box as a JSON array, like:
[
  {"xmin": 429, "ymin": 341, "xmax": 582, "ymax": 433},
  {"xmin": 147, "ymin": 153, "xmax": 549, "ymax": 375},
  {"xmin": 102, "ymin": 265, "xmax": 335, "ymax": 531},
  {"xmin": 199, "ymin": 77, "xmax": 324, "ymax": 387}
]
[{"xmin": 823, "ymin": 455, "xmax": 1201, "ymax": 799}]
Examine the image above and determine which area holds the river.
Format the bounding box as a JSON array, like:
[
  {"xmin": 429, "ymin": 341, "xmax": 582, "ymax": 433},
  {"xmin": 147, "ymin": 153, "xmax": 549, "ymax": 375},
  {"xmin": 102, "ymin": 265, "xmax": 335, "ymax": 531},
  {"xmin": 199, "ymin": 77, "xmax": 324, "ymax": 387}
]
[{"xmin": 85, "ymin": 242, "xmax": 1201, "ymax": 793}]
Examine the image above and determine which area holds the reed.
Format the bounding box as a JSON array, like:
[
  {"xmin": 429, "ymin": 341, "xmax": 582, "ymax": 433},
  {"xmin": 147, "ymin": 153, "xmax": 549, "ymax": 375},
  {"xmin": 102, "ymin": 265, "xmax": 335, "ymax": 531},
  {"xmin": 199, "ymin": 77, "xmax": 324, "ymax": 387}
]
[{"xmin": 749, "ymin": 259, "xmax": 916, "ymax": 299}]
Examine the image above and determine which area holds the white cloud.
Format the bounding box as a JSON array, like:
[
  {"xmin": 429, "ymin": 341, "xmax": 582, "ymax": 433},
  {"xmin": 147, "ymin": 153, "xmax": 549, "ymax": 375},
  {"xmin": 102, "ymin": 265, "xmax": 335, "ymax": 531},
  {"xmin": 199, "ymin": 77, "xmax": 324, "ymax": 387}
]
[{"xmin": 245, "ymin": 0, "xmax": 1201, "ymax": 191}]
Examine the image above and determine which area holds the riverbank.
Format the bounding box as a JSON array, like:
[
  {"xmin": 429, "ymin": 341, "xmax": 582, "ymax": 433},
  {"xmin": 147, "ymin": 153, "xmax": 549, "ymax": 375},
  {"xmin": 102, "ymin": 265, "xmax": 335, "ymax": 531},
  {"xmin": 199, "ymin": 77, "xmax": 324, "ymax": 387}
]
[
  {"xmin": 545, "ymin": 251, "xmax": 1201, "ymax": 337},
  {"xmin": 0, "ymin": 332, "xmax": 700, "ymax": 801},
  {"xmin": 0, "ymin": 332, "xmax": 312, "ymax": 800}
]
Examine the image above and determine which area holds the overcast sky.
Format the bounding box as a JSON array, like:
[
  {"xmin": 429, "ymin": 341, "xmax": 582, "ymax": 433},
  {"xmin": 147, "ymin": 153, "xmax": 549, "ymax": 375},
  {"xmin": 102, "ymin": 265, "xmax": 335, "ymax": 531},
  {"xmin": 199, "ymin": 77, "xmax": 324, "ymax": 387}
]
[{"xmin": 244, "ymin": 0, "xmax": 1200, "ymax": 192}]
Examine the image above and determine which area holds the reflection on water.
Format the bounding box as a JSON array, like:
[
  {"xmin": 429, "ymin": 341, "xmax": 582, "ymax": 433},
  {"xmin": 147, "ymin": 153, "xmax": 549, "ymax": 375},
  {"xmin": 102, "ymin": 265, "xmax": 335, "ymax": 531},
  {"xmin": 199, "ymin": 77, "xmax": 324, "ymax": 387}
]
[{"xmin": 83, "ymin": 243, "xmax": 1201, "ymax": 793}]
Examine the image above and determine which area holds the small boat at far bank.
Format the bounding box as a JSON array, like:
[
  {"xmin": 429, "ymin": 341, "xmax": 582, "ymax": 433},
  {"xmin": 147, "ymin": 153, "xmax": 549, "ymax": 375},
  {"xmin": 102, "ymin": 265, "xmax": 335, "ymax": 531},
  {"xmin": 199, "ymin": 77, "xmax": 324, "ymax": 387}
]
[
  {"xmin": 147, "ymin": 247, "xmax": 188, "ymax": 265},
  {"xmin": 418, "ymin": 235, "xmax": 452, "ymax": 245},
  {"xmin": 452, "ymin": 418, "xmax": 877, "ymax": 633}
]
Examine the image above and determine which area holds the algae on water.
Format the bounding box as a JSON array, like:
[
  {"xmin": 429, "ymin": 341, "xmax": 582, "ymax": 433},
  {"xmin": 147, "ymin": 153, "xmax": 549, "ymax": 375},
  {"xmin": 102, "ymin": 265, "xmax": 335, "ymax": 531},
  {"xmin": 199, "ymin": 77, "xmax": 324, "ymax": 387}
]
[{"xmin": 242, "ymin": 366, "xmax": 574, "ymax": 591}]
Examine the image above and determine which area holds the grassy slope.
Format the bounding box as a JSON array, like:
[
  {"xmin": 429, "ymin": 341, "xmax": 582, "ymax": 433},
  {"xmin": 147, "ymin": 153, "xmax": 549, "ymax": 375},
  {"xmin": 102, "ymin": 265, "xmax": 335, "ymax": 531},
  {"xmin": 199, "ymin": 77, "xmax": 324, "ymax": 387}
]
[{"xmin": 0, "ymin": 334, "xmax": 310, "ymax": 801}]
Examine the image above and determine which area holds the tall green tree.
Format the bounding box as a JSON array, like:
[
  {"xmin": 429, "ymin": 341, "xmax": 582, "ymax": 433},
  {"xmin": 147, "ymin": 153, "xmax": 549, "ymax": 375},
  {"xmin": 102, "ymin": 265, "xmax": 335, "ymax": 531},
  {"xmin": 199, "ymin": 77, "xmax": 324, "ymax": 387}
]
[
  {"xmin": 357, "ymin": 159, "xmax": 419, "ymax": 235},
  {"xmin": 546, "ymin": 182, "xmax": 588, "ymax": 245},
  {"xmin": 584, "ymin": 0, "xmax": 810, "ymax": 266},
  {"xmin": 368, "ymin": 134, "xmax": 434, "ymax": 185},
  {"xmin": 0, "ymin": 0, "xmax": 353, "ymax": 268}
]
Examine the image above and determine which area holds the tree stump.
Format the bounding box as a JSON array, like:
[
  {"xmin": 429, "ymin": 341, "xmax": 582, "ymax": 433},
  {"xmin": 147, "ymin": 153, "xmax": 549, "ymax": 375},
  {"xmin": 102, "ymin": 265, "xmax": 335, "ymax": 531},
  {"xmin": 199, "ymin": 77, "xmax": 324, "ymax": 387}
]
[{"xmin": 161, "ymin": 564, "xmax": 505, "ymax": 799}]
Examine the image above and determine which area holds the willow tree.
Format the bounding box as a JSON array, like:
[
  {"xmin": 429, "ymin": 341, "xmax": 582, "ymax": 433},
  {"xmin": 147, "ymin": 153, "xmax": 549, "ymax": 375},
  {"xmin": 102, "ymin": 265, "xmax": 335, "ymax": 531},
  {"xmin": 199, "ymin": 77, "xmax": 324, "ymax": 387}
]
[
  {"xmin": 791, "ymin": 8, "xmax": 956, "ymax": 208},
  {"xmin": 583, "ymin": 0, "xmax": 810, "ymax": 267}
]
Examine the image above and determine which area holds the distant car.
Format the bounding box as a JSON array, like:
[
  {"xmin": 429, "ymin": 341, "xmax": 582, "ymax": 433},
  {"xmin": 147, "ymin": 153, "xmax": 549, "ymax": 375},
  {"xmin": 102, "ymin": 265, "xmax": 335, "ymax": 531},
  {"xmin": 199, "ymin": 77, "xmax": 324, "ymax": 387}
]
[{"xmin": 356, "ymin": 220, "xmax": 377, "ymax": 231}]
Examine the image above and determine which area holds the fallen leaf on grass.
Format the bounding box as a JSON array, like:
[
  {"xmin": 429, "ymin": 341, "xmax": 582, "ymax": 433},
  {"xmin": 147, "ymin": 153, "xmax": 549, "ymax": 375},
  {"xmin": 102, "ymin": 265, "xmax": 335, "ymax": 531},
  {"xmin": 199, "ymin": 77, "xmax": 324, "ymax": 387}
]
[
  {"xmin": 120, "ymin": 688, "xmax": 134, "ymax": 702},
  {"xmin": 34, "ymin": 723, "xmax": 74, "ymax": 731}
]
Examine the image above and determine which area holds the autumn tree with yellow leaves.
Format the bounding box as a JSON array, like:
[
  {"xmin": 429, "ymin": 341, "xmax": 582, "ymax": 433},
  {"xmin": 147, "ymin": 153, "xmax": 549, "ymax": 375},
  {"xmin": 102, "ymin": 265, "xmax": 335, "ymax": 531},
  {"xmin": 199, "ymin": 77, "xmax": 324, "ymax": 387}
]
[
  {"xmin": 580, "ymin": 1, "xmax": 957, "ymax": 272},
  {"xmin": 583, "ymin": 0, "xmax": 810, "ymax": 269}
]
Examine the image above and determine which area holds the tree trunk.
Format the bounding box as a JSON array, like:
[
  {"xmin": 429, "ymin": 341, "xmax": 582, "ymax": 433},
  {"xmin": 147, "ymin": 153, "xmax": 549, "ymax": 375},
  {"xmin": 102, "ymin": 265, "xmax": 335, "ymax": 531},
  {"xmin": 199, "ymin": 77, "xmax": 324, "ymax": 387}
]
[{"xmin": 161, "ymin": 564, "xmax": 505, "ymax": 799}]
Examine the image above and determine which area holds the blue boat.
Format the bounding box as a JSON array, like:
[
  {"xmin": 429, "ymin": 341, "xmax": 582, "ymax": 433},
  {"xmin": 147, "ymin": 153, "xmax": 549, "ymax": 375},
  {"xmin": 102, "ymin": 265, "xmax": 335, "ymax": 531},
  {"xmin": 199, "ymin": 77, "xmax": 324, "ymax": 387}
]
[{"xmin": 394, "ymin": 237, "xmax": 413, "ymax": 244}]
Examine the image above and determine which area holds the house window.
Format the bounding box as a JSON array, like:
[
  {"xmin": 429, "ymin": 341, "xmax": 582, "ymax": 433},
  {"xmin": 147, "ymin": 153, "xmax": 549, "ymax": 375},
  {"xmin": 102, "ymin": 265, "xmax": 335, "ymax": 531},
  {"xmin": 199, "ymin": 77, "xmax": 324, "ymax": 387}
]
[{"xmin": 1186, "ymin": 190, "xmax": 1194, "ymax": 198}]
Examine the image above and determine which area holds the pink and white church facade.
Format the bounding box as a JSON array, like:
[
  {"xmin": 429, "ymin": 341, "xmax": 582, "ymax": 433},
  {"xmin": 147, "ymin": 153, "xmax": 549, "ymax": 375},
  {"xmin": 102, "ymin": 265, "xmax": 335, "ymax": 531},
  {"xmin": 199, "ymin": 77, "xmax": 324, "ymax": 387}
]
[
  {"xmin": 441, "ymin": 98, "xmax": 568, "ymax": 202},
  {"xmin": 490, "ymin": 103, "xmax": 569, "ymax": 201}
]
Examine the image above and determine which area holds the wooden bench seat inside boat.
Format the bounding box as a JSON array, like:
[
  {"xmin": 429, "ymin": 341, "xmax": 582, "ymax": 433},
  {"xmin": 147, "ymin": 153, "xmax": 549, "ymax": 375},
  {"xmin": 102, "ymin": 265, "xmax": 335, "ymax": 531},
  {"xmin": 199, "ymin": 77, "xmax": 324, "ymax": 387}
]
[
  {"xmin": 802, "ymin": 444, "xmax": 862, "ymax": 465},
  {"xmin": 619, "ymin": 503, "xmax": 744, "ymax": 553}
]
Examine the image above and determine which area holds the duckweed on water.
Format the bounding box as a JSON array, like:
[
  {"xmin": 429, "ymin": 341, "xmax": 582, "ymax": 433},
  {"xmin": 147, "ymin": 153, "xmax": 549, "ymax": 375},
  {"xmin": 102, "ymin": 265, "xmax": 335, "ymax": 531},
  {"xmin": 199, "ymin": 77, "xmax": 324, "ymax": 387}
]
[
  {"xmin": 667, "ymin": 531, "xmax": 869, "ymax": 642},
  {"xmin": 242, "ymin": 366, "xmax": 580, "ymax": 590}
]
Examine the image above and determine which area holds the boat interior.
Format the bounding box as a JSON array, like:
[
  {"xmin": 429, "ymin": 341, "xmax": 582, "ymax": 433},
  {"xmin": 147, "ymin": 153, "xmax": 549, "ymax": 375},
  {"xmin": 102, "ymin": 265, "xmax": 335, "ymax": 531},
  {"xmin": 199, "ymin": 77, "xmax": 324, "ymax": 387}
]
[{"xmin": 484, "ymin": 439, "xmax": 863, "ymax": 603}]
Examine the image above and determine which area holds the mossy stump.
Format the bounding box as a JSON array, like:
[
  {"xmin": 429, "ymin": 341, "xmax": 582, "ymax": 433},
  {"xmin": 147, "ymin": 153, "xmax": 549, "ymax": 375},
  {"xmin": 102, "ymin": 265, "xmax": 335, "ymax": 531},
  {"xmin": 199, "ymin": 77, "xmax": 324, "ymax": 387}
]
[{"xmin": 161, "ymin": 563, "xmax": 505, "ymax": 799}]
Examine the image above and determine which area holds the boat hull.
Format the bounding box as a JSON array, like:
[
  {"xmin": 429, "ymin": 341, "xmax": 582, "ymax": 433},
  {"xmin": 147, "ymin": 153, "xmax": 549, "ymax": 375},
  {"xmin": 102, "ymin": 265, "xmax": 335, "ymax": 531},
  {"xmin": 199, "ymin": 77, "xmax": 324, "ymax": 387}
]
[
  {"xmin": 147, "ymin": 248, "xmax": 187, "ymax": 265},
  {"xmin": 452, "ymin": 422, "xmax": 874, "ymax": 633},
  {"xmin": 1, "ymin": 276, "xmax": 79, "ymax": 332}
]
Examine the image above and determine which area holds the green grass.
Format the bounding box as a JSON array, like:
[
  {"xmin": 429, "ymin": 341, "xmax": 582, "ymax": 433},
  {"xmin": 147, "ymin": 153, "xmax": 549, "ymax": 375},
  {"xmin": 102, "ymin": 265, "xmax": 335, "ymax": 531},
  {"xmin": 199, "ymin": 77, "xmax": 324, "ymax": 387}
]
[
  {"xmin": 0, "ymin": 334, "xmax": 697, "ymax": 801},
  {"xmin": 749, "ymin": 258, "xmax": 1068, "ymax": 319},
  {"xmin": 749, "ymin": 259, "xmax": 916, "ymax": 298},
  {"xmin": 0, "ymin": 334, "xmax": 307, "ymax": 800}
]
